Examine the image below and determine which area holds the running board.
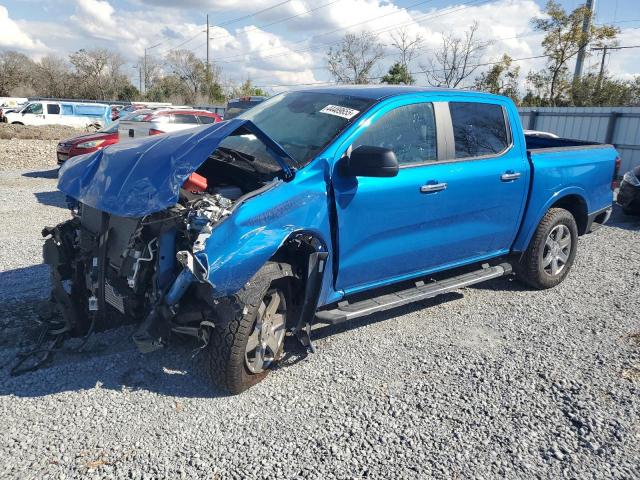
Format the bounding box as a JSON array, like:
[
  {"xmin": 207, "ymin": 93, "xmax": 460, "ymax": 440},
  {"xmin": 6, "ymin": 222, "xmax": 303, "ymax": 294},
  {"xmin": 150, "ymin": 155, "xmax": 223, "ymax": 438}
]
[{"xmin": 315, "ymin": 263, "xmax": 512, "ymax": 325}]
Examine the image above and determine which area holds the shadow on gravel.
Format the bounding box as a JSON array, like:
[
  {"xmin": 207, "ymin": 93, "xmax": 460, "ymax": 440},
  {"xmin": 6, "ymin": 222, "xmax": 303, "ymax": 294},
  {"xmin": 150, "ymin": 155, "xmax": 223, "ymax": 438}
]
[
  {"xmin": 22, "ymin": 168, "xmax": 58, "ymax": 179},
  {"xmin": 311, "ymin": 292, "xmax": 464, "ymax": 342},
  {"xmin": 0, "ymin": 331, "xmax": 228, "ymax": 399},
  {"xmin": 607, "ymin": 204, "xmax": 640, "ymax": 232},
  {"xmin": 34, "ymin": 190, "xmax": 67, "ymax": 209}
]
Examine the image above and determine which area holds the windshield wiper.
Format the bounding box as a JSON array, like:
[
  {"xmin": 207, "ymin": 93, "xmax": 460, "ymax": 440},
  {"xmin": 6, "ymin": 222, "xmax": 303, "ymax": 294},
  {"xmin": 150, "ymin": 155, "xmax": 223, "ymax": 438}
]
[{"xmin": 218, "ymin": 146, "xmax": 255, "ymax": 164}]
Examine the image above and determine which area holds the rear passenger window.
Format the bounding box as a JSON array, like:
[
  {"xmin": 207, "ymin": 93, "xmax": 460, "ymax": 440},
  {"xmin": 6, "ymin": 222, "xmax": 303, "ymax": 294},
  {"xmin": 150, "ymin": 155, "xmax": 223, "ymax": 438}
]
[
  {"xmin": 197, "ymin": 115, "xmax": 216, "ymax": 124},
  {"xmin": 172, "ymin": 114, "xmax": 199, "ymax": 124},
  {"xmin": 47, "ymin": 104, "xmax": 60, "ymax": 115},
  {"xmin": 354, "ymin": 103, "xmax": 437, "ymax": 165},
  {"xmin": 449, "ymin": 102, "xmax": 509, "ymax": 158}
]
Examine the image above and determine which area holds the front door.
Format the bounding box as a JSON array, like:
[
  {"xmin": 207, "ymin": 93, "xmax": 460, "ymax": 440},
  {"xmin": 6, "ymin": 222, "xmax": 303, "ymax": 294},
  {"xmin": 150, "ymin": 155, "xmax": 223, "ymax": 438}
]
[{"xmin": 333, "ymin": 97, "xmax": 528, "ymax": 295}]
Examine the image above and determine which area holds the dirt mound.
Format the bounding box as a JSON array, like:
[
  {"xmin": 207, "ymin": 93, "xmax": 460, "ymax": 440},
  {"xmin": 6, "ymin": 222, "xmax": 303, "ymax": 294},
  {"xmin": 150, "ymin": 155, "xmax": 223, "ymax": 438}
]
[{"xmin": 0, "ymin": 123, "xmax": 91, "ymax": 141}]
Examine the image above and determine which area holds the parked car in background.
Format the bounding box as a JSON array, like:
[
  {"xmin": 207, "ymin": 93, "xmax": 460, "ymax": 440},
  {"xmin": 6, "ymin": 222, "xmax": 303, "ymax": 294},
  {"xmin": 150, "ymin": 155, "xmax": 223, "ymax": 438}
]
[
  {"xmin": 193, "ymin": 104, "xmax": 226, "ymax": 119},
  {"xmin": 110, "ymin": 105, "xmax": 123, "ymax": 121},
  {"xmin": 56, "ymin": 121, "xmax": 119, "ymax": 165},
  {"xmin": 617, "ymin": 165, "xmax": 640, "ymax": 215},
  {"xmin": 4, "ymin": 101, "xmax": 111, "ymax": 128},
  {"xmin": 224, "ymin": 96, "xmax": 267, "ymax": 119},
  {"xmin": 51, "ymin": 87, "xmax": 618, "ymax": 394},
  {"xmin": 0, "ymin": 96, "xmax": 28, "ymax": 109},
  {"xmin": 118, "ymin": 109, "xmax": 222, "ymax": 141}
]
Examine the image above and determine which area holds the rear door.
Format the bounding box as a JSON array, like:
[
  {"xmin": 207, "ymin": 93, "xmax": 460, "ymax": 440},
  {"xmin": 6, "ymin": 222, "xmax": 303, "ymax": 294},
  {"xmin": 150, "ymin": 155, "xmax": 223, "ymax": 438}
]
[
  {"xmin": 333, "ymin": 96, "xmax": 529, "ymax": 295},
  {"xmin": 45, "ymin": 103, "xmax": 61, "ymax": 125}
]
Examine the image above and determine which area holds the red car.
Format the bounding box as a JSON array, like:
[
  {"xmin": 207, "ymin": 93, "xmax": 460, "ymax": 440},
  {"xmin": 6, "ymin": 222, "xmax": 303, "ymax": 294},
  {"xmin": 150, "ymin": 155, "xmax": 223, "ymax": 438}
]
[{"xmin": 57, "ymin": 122, "xmax": 119, "ymax": 165}]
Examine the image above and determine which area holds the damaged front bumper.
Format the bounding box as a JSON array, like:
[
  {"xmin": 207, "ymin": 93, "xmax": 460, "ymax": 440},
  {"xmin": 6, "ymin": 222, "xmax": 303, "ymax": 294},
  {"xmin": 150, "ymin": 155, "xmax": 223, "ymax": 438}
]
[{"xmin": 43, "ymin": 192, "xmax": 236, "ymax": 352}]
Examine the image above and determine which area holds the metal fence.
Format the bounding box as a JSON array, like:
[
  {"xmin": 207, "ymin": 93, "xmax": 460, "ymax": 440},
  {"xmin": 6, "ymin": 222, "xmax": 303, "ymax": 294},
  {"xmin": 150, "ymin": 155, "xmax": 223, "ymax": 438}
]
[{"xmin": 518, "ymin": 106, "xmax": 640, "ymax": 173}]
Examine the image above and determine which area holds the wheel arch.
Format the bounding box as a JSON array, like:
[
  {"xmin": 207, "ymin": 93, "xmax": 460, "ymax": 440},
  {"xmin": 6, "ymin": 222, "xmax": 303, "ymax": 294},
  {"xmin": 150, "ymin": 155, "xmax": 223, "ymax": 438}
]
[{"xmin": 513, "ymin": 188, "xmax": 590, "ymax": 252}]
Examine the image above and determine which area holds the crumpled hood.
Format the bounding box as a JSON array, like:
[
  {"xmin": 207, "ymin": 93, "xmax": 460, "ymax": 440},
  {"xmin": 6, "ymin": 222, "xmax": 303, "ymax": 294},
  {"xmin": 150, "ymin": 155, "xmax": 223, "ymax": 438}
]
[{"xmin": 58, "ymin": 119, "xmax": 292, "ymax": 217}]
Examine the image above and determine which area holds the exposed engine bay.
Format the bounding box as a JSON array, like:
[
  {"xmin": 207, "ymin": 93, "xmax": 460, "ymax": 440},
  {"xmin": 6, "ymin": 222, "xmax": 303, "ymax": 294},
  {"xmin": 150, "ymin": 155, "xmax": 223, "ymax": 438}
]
[{"xmin": 42, "ymin": 146, "xmax": 284, "ymax": 353}]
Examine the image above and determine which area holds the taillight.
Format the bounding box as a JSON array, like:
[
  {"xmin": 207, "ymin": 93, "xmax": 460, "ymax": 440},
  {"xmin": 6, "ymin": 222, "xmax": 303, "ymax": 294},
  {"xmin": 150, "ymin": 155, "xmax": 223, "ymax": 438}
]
[
  {"xmin": 149, "ymin": 128, "xmax": 164, "ymax": 136},
  {"xmin": 612, "ymin": 156, "xmax": 621, "ymax": 190}
]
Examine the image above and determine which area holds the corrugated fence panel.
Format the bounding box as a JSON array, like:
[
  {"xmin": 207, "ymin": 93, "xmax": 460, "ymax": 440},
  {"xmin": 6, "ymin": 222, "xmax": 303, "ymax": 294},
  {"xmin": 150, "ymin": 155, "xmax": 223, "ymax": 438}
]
[{"xmin": 518, "ymin": 106, "xmax": 640, "ymax": 173}]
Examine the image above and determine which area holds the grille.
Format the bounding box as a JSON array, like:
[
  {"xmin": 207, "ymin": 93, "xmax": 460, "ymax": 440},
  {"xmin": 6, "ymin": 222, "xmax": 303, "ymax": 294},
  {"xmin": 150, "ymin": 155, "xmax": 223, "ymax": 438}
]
[{"xmin": 104, "ymin": 281, "xmax": 125, "ymax": 314}]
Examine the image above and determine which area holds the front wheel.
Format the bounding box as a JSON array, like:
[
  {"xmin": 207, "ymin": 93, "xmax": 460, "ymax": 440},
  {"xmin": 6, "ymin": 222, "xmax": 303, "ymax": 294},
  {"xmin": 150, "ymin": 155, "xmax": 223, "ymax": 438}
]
[
  {"xmin": 515, "ymin": 208, "xmax": 578, "ymax": 290},
  {"xmin": 206, "ymin": 263, "xmax": 289, "ymax": 394}
]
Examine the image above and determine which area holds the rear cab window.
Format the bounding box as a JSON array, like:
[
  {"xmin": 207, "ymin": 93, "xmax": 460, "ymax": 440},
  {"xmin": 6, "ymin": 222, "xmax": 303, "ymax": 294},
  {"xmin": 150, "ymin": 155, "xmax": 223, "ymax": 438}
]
[{"xmin": 449, "ymin": 102, "xmax": 510, "ymax": 159}]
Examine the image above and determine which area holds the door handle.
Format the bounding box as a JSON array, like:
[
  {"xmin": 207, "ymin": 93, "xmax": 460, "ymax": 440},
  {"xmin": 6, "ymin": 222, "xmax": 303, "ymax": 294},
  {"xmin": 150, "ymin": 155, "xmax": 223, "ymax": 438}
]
[
  {"xmin": 501, "ymin": 171, "xmax": 521, "ymax": 182},
  {"xmin": 420, "ymin": 182, "xmax": 448, "ymax": 193}
]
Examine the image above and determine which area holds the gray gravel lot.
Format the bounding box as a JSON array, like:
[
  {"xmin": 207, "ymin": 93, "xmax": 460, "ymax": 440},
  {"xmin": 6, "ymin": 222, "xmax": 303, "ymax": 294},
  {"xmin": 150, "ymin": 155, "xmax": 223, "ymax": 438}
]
[{"xmin": 0, "ymin": 139, "xmax": 639, "ymax": 479}]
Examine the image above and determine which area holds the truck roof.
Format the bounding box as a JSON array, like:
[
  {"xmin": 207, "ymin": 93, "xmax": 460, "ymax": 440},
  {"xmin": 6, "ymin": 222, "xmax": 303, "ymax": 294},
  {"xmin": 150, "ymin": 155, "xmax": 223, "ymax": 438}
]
[{"xmin": 294, "ymin": 85, "xmax": 502, "ymax": 101}]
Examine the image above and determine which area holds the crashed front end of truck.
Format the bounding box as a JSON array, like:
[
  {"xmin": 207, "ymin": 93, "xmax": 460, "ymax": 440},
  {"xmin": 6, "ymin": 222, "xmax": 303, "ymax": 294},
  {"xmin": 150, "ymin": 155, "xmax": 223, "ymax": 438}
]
[{"xmin": 41, "ymin": 119, "xmax": 324, "ymax": 374}]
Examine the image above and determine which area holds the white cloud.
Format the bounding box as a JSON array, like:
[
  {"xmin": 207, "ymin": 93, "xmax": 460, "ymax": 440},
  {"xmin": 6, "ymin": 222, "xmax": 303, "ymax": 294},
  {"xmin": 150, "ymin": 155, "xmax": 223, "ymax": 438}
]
[
  {"xmin": 4, "ymin": 0, "xmax": 639, "ymax": 93},
  {"xmin": 69, "ymin": 0, "xmax": 126, "ymax": 40},
  {"xmin": 0, "ymin": 5, "xmax": 47, "ymax": 52}
]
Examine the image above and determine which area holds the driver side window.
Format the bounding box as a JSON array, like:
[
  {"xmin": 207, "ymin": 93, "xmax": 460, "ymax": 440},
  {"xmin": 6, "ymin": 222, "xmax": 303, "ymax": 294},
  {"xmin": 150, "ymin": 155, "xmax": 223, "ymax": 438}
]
[
  {"xmin": 24, "ymin": 103, "xmax": 43, "ymax": 115},
  {"xmin": 353, "ymin": 102, "xmax": 437, "ymax": 166}
]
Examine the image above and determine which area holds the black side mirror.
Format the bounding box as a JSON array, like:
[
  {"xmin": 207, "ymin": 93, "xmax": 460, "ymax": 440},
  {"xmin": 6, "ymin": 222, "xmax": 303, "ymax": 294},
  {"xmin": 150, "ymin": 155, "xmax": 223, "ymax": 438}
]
[{"xmin": 340, "ymin": 145, "xmax": 399, "ymax": 178}]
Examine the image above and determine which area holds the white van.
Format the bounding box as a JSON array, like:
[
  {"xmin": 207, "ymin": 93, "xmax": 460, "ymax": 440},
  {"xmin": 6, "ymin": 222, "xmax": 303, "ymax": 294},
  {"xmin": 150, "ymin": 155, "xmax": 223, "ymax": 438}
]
[{"xmin": 5, "ymin": 101, "xmax": 111, "ymax": 128}]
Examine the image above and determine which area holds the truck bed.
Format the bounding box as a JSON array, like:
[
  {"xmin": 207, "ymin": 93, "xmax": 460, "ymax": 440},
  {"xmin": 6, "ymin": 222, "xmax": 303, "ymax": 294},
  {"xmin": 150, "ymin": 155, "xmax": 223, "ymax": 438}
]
[{"xmin": 525, "ymin": 134, "xmax": 604, "ymax": 152}]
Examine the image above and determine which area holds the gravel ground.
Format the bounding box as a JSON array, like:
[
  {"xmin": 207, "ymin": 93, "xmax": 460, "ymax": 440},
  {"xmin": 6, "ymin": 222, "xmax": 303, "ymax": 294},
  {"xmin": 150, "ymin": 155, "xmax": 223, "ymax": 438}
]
[
  {"xmin": 0, "ymin": 123, "xmax": 87, "ymax": 141},
  {"xmin": 0, "ymin": 140, "xmax": 639, "ymax": 479}
]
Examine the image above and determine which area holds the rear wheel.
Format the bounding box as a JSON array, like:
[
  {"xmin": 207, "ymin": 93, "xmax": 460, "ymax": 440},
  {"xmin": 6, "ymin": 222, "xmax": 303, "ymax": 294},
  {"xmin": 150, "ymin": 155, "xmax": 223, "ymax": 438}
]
[
  {"xmin": 207, "ymin": 263, "xmax": 289, "ymax": 394},
  {"xmin": 515, "ymin": 208, "xmax": 578, "ymax": 289}
]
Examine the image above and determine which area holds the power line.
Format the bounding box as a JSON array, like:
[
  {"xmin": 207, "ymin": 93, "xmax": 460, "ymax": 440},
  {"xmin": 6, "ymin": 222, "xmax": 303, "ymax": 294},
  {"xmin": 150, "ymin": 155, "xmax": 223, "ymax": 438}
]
[
  {"xmin": 207, "ymin": 0, "xmax": 341, "ymax": 42},
  {"xmin": 212, "ymin": 0, "xmax": 487, "ymax": 64},
  {"xmin": 214, "ymin": 0, "xmax": 293, "ymax": 28},
  {"xmin": 154, "ymin": 0, "xmax": 294, "ymax": 54}
]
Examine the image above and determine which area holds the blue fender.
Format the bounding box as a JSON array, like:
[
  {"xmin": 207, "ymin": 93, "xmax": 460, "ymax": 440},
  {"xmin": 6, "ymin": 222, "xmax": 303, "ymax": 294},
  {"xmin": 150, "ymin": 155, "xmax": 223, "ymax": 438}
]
[
  {"xmin": 513, "ymin": 185, "xmax": 590, "ymax": 252},
  {"xmin": 195, "ymin": 157, "xmax": 335, "ymax": 300}
]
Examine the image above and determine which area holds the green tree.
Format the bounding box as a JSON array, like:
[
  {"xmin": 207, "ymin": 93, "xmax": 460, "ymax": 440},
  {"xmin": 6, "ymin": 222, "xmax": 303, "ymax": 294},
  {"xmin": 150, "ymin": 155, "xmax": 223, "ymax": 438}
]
[
  {"xmin": 474, "ymin": 54, "xmax": 520, "ymax": 101},
  {"xmin": 572, "ymin": 73, "xmax": 640, "ymax": 106},
  {"xmin": 234, "ymin": 79, "xmax": 268, "ymax": 97},
  {"xmin": 531, "ymin": 0, "xmax": 618, "ymax": 105},
  {"xmin": 381, "ymin": 62, "xmax": 414, "ymax": 85}
]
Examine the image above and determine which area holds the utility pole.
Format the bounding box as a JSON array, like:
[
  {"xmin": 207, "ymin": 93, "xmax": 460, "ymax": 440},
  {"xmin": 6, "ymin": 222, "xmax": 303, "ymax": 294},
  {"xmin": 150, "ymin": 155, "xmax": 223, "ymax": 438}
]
[
  {"xmin": 596, "ymin": 45, "xmax": 608, "ymax": 92},
  {"xmin": 143, "ymin": 43, "xmax": 162, "ymax": 95},
  {"xmin": 573, "ymin": 0, "xmax": 595, "ymax": 82},
  {"xmin": 206, "ymin": 14, "xmax": 210, "ymax": 77}
]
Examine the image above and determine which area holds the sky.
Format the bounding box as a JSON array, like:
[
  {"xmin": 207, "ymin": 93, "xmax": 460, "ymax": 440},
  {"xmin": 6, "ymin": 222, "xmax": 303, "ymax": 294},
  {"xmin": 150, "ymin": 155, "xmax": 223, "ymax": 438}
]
[{"xmin": 1, "ymin": 0, "xmax": 639, "ymax": 92}]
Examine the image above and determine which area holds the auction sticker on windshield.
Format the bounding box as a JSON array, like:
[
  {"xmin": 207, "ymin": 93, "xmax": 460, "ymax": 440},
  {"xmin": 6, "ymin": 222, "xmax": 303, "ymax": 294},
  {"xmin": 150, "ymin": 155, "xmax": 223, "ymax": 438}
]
[{"xmin": 319, "ymin": 105, "xmax": 360, "ymax": 119}]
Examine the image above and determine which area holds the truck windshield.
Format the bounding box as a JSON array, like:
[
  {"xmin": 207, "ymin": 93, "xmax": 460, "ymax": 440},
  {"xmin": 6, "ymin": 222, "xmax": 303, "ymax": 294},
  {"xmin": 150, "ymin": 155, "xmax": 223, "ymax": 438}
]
[{"xmin": 238, "ymin": 91, "xmax": 375, "ymax": 168}]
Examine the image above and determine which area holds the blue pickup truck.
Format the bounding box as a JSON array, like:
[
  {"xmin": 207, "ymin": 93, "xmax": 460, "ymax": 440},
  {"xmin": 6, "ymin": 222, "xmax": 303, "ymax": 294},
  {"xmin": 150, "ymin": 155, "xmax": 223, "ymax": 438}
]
[{"xmin": 46, "ymin": 86, "xmax": 618, "ymax": 393}]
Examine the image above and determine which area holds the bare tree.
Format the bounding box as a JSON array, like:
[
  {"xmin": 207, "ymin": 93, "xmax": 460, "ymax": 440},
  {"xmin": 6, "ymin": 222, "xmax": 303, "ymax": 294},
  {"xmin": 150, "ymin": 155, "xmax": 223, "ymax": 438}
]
[
  {"xmin": 421, "ymin": 22, "xmax": 492, "ymax": 88},
  {"xmin": 327, "ymin": 32, "xmax": 384, "ymax": 84},
  {"xmin": 139, "ymin": 53, "xmax": 163, "ymax": 94},
  {"xmin": 390, "ymin": 28, "xmax": 423, "ymax": 70},
  {"xmin": 32, "ymin": 55, "xmax": 75, "ymax": 98},
  {"xmin": 69, "ymin": 48, "xmax": 127, "ymax": 100},
  {"xmin": 165, "ymin": 49, "xmax": 206, "ymax": 101},
  {"xmin": 0, "ymin": 51, "xmax": 34, "ymax": 96}
]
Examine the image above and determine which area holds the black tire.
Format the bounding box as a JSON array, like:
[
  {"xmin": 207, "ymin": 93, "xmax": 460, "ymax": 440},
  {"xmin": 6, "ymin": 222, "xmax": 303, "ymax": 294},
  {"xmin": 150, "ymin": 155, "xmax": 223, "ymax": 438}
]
[
  {"xmin": 515, "ymin": 208, "xmax": 579, "ymax": 290},
  {"xmin": 207, "ymin": 262, "xmax": 290, "ymax": 394}
]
